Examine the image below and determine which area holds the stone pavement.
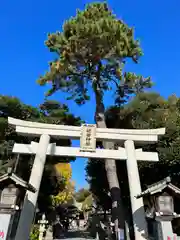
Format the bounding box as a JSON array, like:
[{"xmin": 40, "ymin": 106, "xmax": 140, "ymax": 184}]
[{"xmin": 45, "ymin": 229, "xmax": 95, "ymax": 240}]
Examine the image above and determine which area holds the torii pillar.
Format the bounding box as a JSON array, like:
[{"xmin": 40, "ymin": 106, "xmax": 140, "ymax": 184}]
[{"xmin": 15, "ymin": 134, "xmax": 50, "ymax": 240}]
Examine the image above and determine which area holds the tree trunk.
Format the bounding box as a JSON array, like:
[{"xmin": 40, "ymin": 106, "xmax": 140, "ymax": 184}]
[{"xmin": 93, "ymin": 84, "xmax": 124, "ymax": 239}]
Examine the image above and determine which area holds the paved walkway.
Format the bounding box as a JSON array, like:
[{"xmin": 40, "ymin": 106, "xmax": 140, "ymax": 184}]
[
  {"xmin": 45, "ymin": 229, "xmax": 95, "ymax": 240},
  {"xmin": 57, "ymin": 230, "xmax": 94, "ymax": 239}
]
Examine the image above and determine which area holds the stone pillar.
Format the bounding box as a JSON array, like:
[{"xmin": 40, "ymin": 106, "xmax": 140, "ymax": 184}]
[
  {"xmin": 124, "ymin": 140, "xmax": 148, "ymax": 240},
  {"xmin": 156, "ymin": 220, "xmax": 174, "ymax": 240},
  {"xmin": 15, "ymin": 134, "xmax": 50, "ymax": 240}
]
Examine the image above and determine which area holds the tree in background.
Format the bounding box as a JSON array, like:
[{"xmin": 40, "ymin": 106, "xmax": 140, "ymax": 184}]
[
  {"xmin": 37, "ymin": 2, "xmax": 152, "ymax": 234},
  {"xmin": 86, "ymin": 159, "xmax": 112, "ymax": 211},
  {"xmin": 0, "ymin": 95, "xmax": 81, "ymax": 214},
  {"xmin": 86, "ymin": 92, "xmax": 180, "ymax": 233},
  {"xmin": 106, "ymin": 92, "xmax": 180, "ymax": 188},
  {"xmin": 74, "ymin": 188, "xmax": 91, "ymax": 202},
  {"xmin": 51, "ymin": 163, "xmax": 75, "ymax": 207}
]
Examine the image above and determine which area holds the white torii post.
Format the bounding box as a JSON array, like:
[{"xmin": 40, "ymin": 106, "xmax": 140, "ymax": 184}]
[
  {"xmin": 8, "ymin": 117, "xmax": 165, "ymax": 240},
  {"xmin": 15, "ymin": 134, "xmax": 50, "ymax": 240},
  {"xmin": 125, "ymin": 140, "xmax": 147, "ymax": 239}
]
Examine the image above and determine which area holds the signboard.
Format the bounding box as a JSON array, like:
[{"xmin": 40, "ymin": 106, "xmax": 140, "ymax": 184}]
[
  {"xmin": 158, "ymin": 195, "xmax": 174, "ymax": 214},
  {"xmin": 80, "ymin": 124, "xmax": 96, "ymax": 152},
  {"xmin": 0, "ymin": 213, "xmax": 11, "ymax": 239},
  {"xmin": 1, "ymin": 188, "xmax": 17, "ymax": 205}
]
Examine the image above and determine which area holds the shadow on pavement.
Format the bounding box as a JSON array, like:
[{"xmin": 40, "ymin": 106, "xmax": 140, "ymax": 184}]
[{"xmin": 55, "ymin": 230, "xmax": 94, "ymax": 239}]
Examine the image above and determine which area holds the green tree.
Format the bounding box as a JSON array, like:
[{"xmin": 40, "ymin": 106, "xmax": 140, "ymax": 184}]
[
  {"xmin": 105, "ymin": 92, "xmax": 180, "ymax": 188},
  {"xmin": 37, "ymin": 2, "xmax": 152, "ymax": 232},
  {"xmin": 0, "ymin": 95, "xmax": 81, "ymax": 214},
  {"xmin": 74, "ymin": 188, "xmax": 91, "ymax": 202},
  {"xmin": 86, "ymin": 92, "xmax": 180, "ymax": 234},
  {"xmin": 0, "ymin": 95, "xmax": 41, "ymax": 173}
]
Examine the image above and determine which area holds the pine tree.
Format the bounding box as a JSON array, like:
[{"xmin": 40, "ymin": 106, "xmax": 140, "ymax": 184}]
[{"xmin": 37, "ymin": 2, "xmax": 152, "ymax": 236}]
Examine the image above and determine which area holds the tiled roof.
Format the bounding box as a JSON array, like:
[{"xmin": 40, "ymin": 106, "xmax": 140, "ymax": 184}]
[
  {"xmin": 0, "ymin": 170, "xmax": 36, "ymax": 193},
  {"xmin": 136, "ymin": 177, "xmax": 180, "ymax": 198}
]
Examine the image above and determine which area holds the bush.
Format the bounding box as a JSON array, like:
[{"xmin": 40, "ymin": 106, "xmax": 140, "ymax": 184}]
[{"xmin": 30, "ymin": 225, "xmax": 39, "ymax": 240}]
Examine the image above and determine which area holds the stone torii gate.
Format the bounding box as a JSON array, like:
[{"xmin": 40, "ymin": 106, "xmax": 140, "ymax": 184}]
[{"xmin": 8, "ymin": 117, "xmax": 165, "ymax": 240}]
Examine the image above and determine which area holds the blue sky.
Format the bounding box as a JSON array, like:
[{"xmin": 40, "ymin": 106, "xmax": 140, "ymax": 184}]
[{"xmin": 1, "ymin": 0, "xmax": 180, "ymax": 189}]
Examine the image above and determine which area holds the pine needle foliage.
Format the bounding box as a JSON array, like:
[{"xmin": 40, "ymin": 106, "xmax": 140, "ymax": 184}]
[{"xmin": 37, "ymin": 2, "xmax": 152, "ymax": 105}]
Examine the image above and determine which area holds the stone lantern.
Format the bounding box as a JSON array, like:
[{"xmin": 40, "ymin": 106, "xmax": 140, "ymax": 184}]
[
  {"xmin": 0, "ymin": 168, "xmax": 36, "ymax": 239},
  {"xmin": 136, "ymin": 177, "xmax": 180, "ymax": 240}
]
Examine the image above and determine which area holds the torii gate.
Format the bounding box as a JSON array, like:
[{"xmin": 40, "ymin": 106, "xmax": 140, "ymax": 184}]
[{"xmin": 8, "ymin": 117, "xmax": 165, "ymax": 240}]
